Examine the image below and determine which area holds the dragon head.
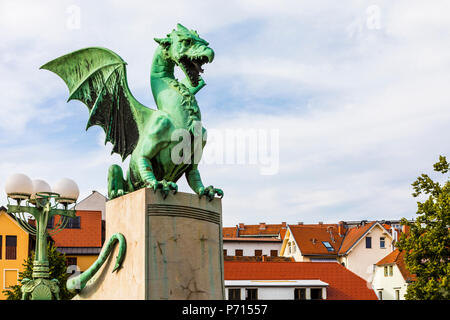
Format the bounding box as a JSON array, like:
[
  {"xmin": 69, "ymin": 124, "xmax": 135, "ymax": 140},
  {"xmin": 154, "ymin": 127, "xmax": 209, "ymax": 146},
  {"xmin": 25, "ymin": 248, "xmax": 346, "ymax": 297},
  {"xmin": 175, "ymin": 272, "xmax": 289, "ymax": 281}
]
[{"xmin": 154, "ymin": 23, "xmax": 214, "ymax": 87}]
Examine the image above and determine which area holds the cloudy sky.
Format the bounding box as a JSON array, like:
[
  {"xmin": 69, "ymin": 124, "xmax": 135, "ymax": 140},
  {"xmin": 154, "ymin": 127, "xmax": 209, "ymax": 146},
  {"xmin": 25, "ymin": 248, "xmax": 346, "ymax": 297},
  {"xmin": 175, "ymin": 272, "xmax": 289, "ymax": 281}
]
[{"xmin": 1, "ymin": 1, "xmax": 449, "ymax": 226}]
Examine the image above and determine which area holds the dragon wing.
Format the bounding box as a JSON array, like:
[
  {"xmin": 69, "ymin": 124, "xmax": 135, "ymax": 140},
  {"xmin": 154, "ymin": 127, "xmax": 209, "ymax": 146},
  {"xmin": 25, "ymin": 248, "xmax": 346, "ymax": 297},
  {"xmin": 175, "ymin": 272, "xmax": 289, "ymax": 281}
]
[{"xmin": 41, "ymin": 47, "xmax": 151, "ymax": 161}]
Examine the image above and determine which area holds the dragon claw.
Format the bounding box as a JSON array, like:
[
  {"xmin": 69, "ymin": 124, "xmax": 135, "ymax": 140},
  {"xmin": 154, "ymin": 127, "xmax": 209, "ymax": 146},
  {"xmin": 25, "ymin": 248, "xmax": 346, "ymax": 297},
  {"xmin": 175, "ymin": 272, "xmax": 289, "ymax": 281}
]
[
  {"xmin": 149, "ymin": 180, "xmax": 178, "ymax": 199},
  {"xmin": 199, "ymin": 185, "xmax": 223, "ymax": 201}
]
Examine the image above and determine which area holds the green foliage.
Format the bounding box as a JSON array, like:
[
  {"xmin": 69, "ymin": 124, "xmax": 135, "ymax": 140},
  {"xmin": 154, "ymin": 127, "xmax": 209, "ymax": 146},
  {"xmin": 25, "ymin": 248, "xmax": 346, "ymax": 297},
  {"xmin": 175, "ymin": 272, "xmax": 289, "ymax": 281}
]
[
  {"xmin": 2, "ymin": 243, "xmax": 76, "ymax": 300},
  {"xmin": 397, "ymin": 155, "xmax": 450, "ymax": 300}
]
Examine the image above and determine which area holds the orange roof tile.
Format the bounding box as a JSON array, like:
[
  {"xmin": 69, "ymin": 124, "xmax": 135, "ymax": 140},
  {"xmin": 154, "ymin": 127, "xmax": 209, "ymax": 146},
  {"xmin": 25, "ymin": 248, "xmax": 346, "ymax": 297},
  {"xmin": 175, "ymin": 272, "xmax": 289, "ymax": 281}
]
[
  {"xmin": 223, "ymin": 223, "xmax": 288, "ymax": 240},
  {"xmin": 238, "ymin": 223, "xmax": 287, "ymax": 237},
  {"xmin": 224, "ymin": 261, "xmax": 378, "ymax": 300},
  {"xmin": 223, "ymin": 227, "xmax": 237, "ymax": 238},
  {"xmin": 338, "ymin": 221, "xmax": 376, "ymax": 254},
  {"xmin": 51, "ymin": 210, "xmax": 102, "ymax": 248},
  {"xmin": 289, "ymin": 224, "xmax": 345, "ymax": 256},
  {"xmin": 376, "ymin": 249, "xmax": 416, "ymax": 282}
]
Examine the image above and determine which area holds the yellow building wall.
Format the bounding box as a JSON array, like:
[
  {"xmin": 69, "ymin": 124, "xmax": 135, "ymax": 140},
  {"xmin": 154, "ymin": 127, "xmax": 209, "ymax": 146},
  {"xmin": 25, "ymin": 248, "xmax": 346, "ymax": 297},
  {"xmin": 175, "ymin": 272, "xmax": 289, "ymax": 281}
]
[
  {"xmin": 66, "ymin": 255, "xmax": 97, "ymax": 272},
  {"xmin": 0, "ymin": 211, "xmax": 30, "ymax": 300}
]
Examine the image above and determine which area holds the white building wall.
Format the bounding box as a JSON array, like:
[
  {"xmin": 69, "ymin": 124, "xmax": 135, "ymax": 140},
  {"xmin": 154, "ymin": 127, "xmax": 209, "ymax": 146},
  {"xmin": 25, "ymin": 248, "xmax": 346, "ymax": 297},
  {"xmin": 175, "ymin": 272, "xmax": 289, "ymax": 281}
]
[
  {"xmin": 280, "ymin": 232, "xmax": 305, "ymax": 261},
  {"xmin": 223, "ymin": 241, "xmax": 282, "ymax": 256},
  {"xmin": 346, "ymin": 225, "xmax": 393, "ymax": 282},
  {"xmin": 75, "ymin": 191, "xmax": 107, "ymax": 220},
  {"xmin": 371, "ymin": 265, "xmax": 408, "ymax": 300}
]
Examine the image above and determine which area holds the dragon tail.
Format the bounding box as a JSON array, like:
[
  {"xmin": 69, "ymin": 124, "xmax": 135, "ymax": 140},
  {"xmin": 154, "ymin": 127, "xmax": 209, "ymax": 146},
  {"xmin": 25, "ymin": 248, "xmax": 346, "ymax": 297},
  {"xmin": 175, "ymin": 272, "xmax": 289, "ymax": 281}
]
[{"xmin": 67, "ymin": 233, "xmax": 126, "ymax": 293}]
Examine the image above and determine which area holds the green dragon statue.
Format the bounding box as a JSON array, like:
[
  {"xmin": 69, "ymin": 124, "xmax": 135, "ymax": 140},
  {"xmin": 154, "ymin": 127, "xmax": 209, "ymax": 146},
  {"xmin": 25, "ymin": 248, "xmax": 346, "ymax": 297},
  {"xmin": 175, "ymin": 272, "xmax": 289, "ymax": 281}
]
[
  {"xmin": 41, "ymin": 24, "xmax": 223, "ymax": 296},
  {"xmin": 41, "ymin": 23, "xmax": 223, "ymax": 201}
]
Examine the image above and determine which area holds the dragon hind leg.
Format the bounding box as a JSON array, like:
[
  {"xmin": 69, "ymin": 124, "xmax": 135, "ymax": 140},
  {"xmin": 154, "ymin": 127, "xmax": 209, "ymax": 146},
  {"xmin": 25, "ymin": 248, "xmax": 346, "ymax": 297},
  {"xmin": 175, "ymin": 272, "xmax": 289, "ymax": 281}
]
[{"xmin": 108, "ymin": 165, "xmax": 127, "ymax": 199}]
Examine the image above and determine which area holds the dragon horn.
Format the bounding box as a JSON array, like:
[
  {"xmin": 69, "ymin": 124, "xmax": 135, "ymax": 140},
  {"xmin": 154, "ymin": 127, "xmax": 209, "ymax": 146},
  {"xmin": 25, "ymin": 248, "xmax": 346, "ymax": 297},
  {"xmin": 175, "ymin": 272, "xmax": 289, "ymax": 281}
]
[
  {"xmin": 177, "ymin": 23, "xmax": 189, "ymax": 33},
  {"xmin": 154, "ymin": 38, "xmax": 172, "ymax": 46}
]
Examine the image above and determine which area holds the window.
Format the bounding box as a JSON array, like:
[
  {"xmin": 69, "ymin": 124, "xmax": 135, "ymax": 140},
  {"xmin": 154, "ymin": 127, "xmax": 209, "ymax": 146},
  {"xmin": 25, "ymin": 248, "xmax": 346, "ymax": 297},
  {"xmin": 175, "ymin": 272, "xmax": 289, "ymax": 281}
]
[
  {"xmin": 322, "ymin": 241, "xmax": 334, "ymax": 252},
  {"xmin": 235, "ymin": 249, "xmax": 243, "ymax": 256},
  {"xmin": 395, "ymin": 290, "xmax": 400, "ymax": 300},
  {"xmin": 389, "ymin": 265, "xmax": 393, "ymax": 276},
  {"xmin": 384, "ymin": 266, "xmax": 388, "ymax": 277},
  {"xmin": 66, "ymin": 216, "xmax": 81, "ymax": 229},
  {"xmin": 294, "ymin": 288, "xmax": 306, "ymax": 300},
  {"xmin": 378, "ymin": 291, "xmax": 383, "ymax": 300},
  {"xmin": 380, "ymin": 237, "xmax": 385, "ymax": 248},
  {"xmin": 310, "ymin": 288, "xmax": 323, "ymax": 300},
  {"xmin": 366, "ymin": 236, "xmax": 372, "ymax": 249},
  {"xmin": 254, "ymin": 250, "xmax": 262, "ymax": 257},
  {"xmin": 287, "ymin": 242, "xmax": 291, "ymax": 254},
  {"xmin": 245, "ymin": 288, "xmax": 258, "ymax": 300},
  {"xmin": 6, "ymin": 235, "xmax": 17, "ymax": 260},
  {"xmin": 228, "ymin": 288, "xmax": 241, "ymax": 300},
  {"xmin": 0, "ymin": 235, "xmax": 2, "ymax": 259},
  {"xmin": 223, "ymin": 249, "xmax": 227, "ymax": 256},
  {"xmin": 4, "ymin": 270, "xmax": 18, "ymax": 289},
  {"xmin": 270, "ymin": 250, "xmax": 278, "ymax": 257}
]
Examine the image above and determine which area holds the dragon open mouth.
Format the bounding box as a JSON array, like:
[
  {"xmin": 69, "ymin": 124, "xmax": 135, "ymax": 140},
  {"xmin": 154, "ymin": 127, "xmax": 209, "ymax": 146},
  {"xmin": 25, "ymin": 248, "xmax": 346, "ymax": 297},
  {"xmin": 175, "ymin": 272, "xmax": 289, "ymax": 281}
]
[{"xmin": 179, "ymin": 56, "xmax": 209, "ymax": 87}]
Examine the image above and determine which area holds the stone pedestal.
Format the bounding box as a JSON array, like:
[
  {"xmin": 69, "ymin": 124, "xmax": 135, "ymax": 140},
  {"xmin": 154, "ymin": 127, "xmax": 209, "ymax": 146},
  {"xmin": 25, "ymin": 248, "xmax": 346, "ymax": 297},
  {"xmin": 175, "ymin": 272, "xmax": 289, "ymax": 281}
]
[{"xmin": 73, "ymin": 188, "xmax": 224, "ymax": 300}]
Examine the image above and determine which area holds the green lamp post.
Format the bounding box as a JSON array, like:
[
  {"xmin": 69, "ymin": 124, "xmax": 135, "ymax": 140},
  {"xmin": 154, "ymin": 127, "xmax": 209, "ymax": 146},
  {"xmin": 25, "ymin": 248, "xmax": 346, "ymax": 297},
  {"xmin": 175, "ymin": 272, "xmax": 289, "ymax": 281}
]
[{"xmin": 5, "ymin": 173, "xmax": 79, "ymax": 300}]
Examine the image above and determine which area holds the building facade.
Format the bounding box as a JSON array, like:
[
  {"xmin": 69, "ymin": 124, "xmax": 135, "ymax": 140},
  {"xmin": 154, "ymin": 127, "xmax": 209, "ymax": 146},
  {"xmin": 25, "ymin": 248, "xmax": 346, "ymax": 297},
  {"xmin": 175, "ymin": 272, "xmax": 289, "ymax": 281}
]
[
  {"xmin": 372, "ymin": 249, "xmax": 415, "ymax": 300},
  {"xmin": 280, "ymin": 221, "xmax": 394, "ymax": 282},
  {"xmin": 0, "ymin": 207, "xmax": 33, "ymax": 299},
  {"xmin": 223, "ymin": 222, "xmax": 287, "ymax": 258}
]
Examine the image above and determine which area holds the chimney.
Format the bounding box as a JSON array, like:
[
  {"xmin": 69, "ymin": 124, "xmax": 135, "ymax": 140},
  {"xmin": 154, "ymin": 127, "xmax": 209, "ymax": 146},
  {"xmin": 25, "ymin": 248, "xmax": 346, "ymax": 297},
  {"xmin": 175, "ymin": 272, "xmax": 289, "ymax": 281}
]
[
  {"xmin": 318, "ymin": 221, "xmax": 323, "ymax": 225},
  {"xmin": 238, "ymin": 223, "xmax": 245, "ymax": 230},
  {"xmin": 298, "ymin": 222, "xmax": 303, "ymax": 225},
  {"xmin": 338, "ymin": 221, "xmax": 346, "ymax": 236},
  {"xmin": 281, "ymin": 222, "xmax": 287, "ymax": 229},
  {"xmin": 259, "ymin": 222, "xmax": 266, "ymax": 230},
  {"xmin": 402, "ymin": 224, "xmax": 410, "ymax": 235}
]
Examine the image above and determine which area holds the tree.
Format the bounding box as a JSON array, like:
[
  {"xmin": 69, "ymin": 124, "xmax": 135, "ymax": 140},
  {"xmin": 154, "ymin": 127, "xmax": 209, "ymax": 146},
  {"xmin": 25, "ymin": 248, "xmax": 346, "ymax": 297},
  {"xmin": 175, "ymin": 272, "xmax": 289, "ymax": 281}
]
[
  {"xmin": 2, "ymin": 243, "xmax": 76, "ymax": 300},
  {"xmin": 397, "ymin": 155, "xmax": 450, "ymax": 300}
]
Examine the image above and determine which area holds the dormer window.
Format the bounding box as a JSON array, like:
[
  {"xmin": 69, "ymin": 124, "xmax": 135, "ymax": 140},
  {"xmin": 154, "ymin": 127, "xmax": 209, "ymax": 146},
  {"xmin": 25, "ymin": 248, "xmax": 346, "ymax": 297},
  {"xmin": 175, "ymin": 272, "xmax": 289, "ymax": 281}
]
[{"xmin": 322, "ymin": 241, "xmax": 334, "ymax": 252}]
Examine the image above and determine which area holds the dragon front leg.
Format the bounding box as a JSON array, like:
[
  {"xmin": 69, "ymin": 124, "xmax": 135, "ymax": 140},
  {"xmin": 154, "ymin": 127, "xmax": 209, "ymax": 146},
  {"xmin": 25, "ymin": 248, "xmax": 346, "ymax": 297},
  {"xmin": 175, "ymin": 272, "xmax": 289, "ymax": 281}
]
[
  {"xmin": 186, "ymin": 165, "xmax": 223, "ymax": 201},
  {"xmin": 137, "ymin": 156, "xmax": 178, "ymax": 199}
]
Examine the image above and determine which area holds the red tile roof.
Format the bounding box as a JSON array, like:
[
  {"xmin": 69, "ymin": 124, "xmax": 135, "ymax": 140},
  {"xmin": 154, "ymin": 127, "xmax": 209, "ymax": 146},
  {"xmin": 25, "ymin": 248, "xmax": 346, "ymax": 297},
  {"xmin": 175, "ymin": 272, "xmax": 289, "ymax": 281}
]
[
  {"xmin": 376, "ymin": 249, "xmax": 416, "ymax": 282},
  {"xmin": 223, "ymin": 227, "xmax": 237, "ymax": 238},
  {"xmin": 224, "ymin": 261, "xmax": 377, "ymax": 300},
  {"xmin": 338, "ymin": 221, "xmax": 376, "ymax": 254},
  {"xmin": 51, "ymin": 210, "xmax": 102, "ymax": 248},
  {"xmin": 223, "ymin": 223, "xmax": 287, "ymax": 240},
  {"xmin": 288, "ymin": 224, "xmax": 345, "ymax": 256}
]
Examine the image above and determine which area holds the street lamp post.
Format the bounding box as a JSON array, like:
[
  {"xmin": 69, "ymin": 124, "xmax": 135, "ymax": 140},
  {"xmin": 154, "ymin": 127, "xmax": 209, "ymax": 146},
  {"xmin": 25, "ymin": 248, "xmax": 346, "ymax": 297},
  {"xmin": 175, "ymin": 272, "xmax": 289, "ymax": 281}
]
[{"xmin": 5, "ymin": 173, "xmax": 79, "ymax": 300}]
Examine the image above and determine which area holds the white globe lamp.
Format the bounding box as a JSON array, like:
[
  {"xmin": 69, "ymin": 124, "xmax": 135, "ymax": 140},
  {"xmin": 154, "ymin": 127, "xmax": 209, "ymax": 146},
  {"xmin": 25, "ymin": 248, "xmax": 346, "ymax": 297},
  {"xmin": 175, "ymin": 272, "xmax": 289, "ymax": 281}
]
[
  {"xmin": 5, "ymin": 173, "xmax": 33, "ymax": 201},
  {"xmin": 30, "ymin": 179, "xmax": 52, "ymax": 201},
  {"xmin": 53, "ymin": 178, "xmax": 79, "ymax": 204}
]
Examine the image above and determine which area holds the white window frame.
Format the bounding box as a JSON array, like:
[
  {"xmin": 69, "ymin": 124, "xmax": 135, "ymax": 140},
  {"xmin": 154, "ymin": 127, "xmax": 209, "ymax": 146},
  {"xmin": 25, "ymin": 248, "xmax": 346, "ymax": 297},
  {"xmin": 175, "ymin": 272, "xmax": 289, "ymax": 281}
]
[{"xmin": 3, "ymin": 268, "xmax": 19, "ymax": 290}]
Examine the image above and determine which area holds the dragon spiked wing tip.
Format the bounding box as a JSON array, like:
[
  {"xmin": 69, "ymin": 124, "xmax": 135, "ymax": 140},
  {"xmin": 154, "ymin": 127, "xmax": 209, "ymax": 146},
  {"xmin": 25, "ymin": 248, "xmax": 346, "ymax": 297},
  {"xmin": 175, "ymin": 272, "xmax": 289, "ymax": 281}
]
[{"xmin": 41, "ymin": 47, "xmax": 148, "ymax": 161}]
